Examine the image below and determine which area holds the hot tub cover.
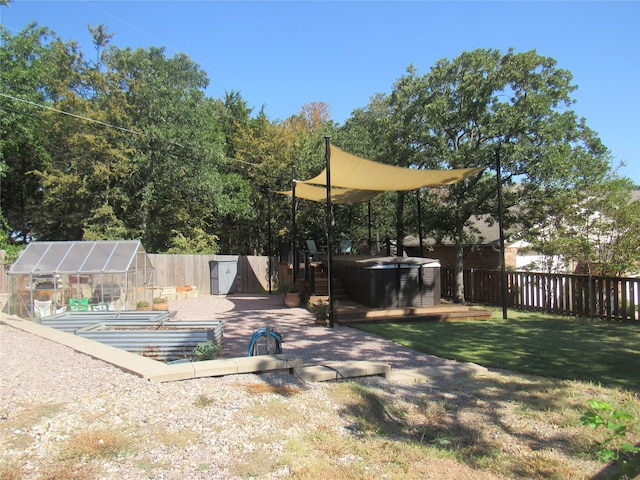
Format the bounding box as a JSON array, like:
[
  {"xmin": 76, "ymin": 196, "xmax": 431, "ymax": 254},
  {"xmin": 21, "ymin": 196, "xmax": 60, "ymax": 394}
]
[{"xmin": 333, "ymin": 255, "xmax": 441, "ymax": 268}]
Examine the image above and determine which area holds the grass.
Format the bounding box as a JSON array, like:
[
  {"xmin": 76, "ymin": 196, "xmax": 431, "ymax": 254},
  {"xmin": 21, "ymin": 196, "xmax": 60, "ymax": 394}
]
[
  {"xmin": 354, "ymin": 308, "xmax": 640, "ymax": 391},
  {"xmin": 2, "ymin": 376, "xmax": 639, "ymax": 479},
  {"xmin": 277, "ymin": 378, "xmax": 640, "ymax": 479}
]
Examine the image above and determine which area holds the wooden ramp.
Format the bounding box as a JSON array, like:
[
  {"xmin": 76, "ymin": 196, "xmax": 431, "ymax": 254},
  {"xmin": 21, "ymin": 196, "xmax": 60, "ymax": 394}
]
[{"xmin": 326, "ymin": 300, "xmax": 493, "ymax": 325}]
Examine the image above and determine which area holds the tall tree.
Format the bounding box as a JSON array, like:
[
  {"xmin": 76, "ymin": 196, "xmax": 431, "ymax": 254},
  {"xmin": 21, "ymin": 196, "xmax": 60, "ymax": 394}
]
[
  {"xmin": 88, "ymin": 23, "xmax": 115, "ymax": 66},
  {"xmin": 418, "ymin": 49, "xmax": 610, "ymax": 301},
  {"xmin": 0, "ymin": 24, "xmax": 61, "ymax": 242},
  {"xmin": 101, "ymin": 46, "xmax": 237, "ymax": 252},
  {"xmin": 342, "ymin": 49, "xmax": 611, "ymax": 302}
]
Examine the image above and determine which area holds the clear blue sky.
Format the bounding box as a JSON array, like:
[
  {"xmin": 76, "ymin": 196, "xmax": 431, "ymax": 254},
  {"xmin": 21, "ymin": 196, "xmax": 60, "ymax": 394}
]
[{"xmin": 2, "ymin": 1, "xmax": 639, "ymax": 184}]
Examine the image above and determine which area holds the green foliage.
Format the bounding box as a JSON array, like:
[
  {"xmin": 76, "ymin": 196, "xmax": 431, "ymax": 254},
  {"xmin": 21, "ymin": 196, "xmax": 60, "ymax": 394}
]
[
  {"xmin": 0, "ymin": 218, "xmax": 23, "ymax": 265},
  {"xmin": 82, "ymin": 204, "xmax": 130, "ymax": 241},
  {"xmin": 525, "ymin": 177, "xmax": 640, "ymax": 276},
  {"xmin": 309, "ymin": 300, "xmax": 338, "ymax": 320},
  {"xmin": 165, "ymin": 228, "xmax": 219, "ymax": 255},
  {"xmin": 339, "ymin": 48, "xmax": 614, "ymax": 301},
  {"xmin": 580, "ymin": 400, "xmax": 640, "ymax": 475},
  {"xmin": 193, "ymin": 341, "xmax": 219, "ymax": 361},
  {"xmin": 2, "ymin": 22, "xmax": 632, "ymax": 273},
  {"xmin": 309, "ymin": 299, "xmax": 331, "ymax": 319}
]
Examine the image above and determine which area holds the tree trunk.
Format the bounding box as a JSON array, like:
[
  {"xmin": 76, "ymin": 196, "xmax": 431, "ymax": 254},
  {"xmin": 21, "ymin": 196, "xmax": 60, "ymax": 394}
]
[{"xmin": 454, "ymin": 243, "xmax": 465, "ymax": 304}]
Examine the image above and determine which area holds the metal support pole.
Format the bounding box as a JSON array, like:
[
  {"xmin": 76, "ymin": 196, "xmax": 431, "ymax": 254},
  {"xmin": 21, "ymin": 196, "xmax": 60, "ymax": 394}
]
[
  {"xmin": 367, "ymin": 201, "xmax": 372, "ymax": 252},
  {"xmin": 496, "ymin": 145, "xmax": 508, "ymax": 319},
  {"xmin": 325, "ymin": 137, "xmax": 335, "ymax": 328},
  {"xmin": 267, "ymin": 188, "xmax": 272, "ymax": 294},
  {"xmin": 291, "ymin": 165, "xmax": 297, "ymax": 285},
  {"xmin": 417, "ymin": 189, "xmax": 423, "ymax": 257}
]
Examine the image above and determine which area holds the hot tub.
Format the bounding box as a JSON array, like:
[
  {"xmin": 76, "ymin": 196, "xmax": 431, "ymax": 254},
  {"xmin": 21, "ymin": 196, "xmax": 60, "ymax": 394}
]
[{"xmin": 333, "ymin": 256, "xmax": 441, "ymax": 308}]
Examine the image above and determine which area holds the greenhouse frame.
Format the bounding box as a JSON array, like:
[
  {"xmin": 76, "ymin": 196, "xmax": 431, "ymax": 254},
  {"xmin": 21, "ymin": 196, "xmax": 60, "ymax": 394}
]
[{"xmin": 7, "ymin": 240, "xmax": 155, "ymax": 318}]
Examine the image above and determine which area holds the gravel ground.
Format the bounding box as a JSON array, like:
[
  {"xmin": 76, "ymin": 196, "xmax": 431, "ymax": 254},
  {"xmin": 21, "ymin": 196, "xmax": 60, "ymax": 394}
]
[{"xmin": 0, "ymin": 294, "xmax": 475, "ymax": 480}]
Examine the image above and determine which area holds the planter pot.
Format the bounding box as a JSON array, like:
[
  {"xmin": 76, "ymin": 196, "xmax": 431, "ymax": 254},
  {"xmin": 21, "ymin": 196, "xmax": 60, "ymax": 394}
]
[
  {"xmin": 283, "ymin": 292, "xmax": 301, "ymax": 308},
  {"xmin": 137, "ymin": 306, "xmax": 152, "ymax": 311},
  {"xmin": 314, "ymin": 317, "xmax": 329, "ymax": 326},
  {"xmin": 152, "ymin": 303, "xmax": 169, "ymax": 311}
]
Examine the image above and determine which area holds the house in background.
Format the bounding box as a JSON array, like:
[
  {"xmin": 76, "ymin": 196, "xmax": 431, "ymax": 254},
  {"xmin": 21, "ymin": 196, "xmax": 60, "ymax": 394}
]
[{"xmin": 403, "ymin": 214, "xmax": 567, "ymax": 273}]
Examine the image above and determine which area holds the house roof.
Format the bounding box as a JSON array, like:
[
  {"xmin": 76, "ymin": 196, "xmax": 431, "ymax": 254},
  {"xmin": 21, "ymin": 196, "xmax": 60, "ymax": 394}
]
[{"xmin": 404, "ymin": 214, "xmax": 520, "ymax": 248}]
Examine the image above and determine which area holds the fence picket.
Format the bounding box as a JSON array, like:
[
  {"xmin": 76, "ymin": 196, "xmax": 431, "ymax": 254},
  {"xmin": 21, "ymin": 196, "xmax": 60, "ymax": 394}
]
[{"xmin": 442, "ymin": 268, "xmax": 640, "ymax": 322}]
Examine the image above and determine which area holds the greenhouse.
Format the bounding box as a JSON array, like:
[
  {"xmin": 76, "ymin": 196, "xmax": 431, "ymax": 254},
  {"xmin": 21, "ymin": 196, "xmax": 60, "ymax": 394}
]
[{"xmin": 7, "ymin": 240, "xmax": 155, "ymax": 318}]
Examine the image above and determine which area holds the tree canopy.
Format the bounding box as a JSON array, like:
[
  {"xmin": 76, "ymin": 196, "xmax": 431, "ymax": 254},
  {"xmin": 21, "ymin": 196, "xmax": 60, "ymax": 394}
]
[{"xmin": 1, "ymin": 23, "xmax": 637, "ymax": 298}]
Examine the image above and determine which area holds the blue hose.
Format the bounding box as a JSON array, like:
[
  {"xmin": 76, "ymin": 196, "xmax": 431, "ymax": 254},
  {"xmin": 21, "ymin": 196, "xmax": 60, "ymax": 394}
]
[{"xmin": 248, "ymin": 326, "xmax": 283, "ymax": 356}]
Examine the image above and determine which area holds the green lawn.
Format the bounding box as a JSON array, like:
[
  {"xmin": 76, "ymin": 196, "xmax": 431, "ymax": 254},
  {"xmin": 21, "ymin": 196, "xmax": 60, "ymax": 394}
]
[{"xmin": 355, "ymin": 308, "xmax": 640, "ymax": 391}]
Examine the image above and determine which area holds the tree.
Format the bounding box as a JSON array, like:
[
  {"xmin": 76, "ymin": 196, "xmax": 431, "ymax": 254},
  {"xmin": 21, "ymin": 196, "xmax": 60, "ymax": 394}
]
[
  {"xmin": 0, "ymin": 24, "xmax": 61, "ymax": 242},
  {"xmin": 230, "ymin": 102, "xmax": 336, "ymax": 255},
  {"xmin": 88, "ymin": 23, "xmax": 115, "ymax": 66},
  {"xmin": 527, "ymin": 178, "xmax": 640, "ymax": 276},
  {"xmin": 341, "ymin": 49, "xmax": 612, "ymax": 303}
]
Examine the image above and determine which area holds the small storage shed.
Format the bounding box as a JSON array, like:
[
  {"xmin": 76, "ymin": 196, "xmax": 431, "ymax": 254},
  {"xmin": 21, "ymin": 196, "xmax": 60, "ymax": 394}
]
[{"xmin": 7, "ymin": 240, "xmax": 155, "ymax": 318}]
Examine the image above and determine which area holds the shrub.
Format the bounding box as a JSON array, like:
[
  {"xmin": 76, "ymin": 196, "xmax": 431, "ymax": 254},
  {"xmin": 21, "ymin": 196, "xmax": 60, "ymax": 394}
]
[
  {"xmin": 193, "ymin": 341, "xmax": 219, "ymax": 361},
  {"xmin": 580, "ymin": 399, "xmax": 640, "ymax": 476}
]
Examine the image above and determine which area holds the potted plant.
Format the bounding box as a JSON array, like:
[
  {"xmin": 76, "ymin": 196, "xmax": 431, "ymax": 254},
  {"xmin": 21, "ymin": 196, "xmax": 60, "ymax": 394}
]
[
  {"xmin": 152, "ymin": 296, "xmax": 169, "ymax": 310},
  {"xmin": 278, "ymin": 282, "xmax": 301, "ymax": 308},
  {"xmin": 136, "ymin": 300, "xmax": 151, "ymax": 311},
  {"xmin": 309, "ymin": 299, "xmax": 332, "ymax": 326}
]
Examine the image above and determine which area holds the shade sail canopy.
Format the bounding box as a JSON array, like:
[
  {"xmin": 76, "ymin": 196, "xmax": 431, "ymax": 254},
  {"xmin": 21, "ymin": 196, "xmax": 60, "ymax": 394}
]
[
  {"xmin": 9, "ymin": 240, "xmax": 153, "ymax": 275},
  {"xmin": 302, "ymin": 144, "xmax": 486, "ymax": 191},
  {"xmin": 277, "ymin": 182, "xmax": 381, "ymax": 204}
]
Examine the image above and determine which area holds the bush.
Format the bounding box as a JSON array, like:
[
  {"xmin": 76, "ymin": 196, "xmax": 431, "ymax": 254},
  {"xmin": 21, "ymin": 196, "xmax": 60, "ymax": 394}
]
[
  {"xmin": 580, "ymin": 399, "xmax": 640, "ymax": 476},
  {"xmin": 193, "ymin": 341, "xmax": 219, "ymax": 361}
]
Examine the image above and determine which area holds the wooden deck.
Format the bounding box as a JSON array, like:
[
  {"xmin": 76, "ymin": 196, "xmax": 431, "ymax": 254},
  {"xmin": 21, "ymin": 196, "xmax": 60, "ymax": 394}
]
[{"xmin": 309, "ymin": 297, "xmax": 493, "ymax": 325}]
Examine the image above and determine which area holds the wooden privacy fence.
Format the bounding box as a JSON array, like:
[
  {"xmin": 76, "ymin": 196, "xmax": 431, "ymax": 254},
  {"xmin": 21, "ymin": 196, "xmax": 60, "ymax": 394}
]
[
  {"xmin": 0, "ymin": 254, "xmax": 276, "ymax": 296},
  {"xmin": 148, "ymin": 254, "xmax": 276, "ymax": 295},
  {"xmin": 441, "ymin": 268, "xmax": 640, "ymax": 322}
]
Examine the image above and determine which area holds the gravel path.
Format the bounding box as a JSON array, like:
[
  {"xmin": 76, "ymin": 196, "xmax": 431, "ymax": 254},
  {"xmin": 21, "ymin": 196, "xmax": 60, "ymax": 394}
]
[{"xmin": 0, "ymin": 294, "xmax": 467, "ymax": 480}]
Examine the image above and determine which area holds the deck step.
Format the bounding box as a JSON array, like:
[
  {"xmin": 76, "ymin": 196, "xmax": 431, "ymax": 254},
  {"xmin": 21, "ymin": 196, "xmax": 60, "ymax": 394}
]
[{"xmin": 335, "ymin": 301, "xmax": 492, "ymax": 324}]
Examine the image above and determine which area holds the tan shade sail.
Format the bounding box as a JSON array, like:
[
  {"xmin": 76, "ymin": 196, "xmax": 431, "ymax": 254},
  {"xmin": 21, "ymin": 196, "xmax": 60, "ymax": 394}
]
[
  {"xmin": 276, "ymin": 182, "xmax": 380, "ymax": 204},
  {"xmin": 302, "ymin": 144, "xmax": 486, "ymax": 190}
]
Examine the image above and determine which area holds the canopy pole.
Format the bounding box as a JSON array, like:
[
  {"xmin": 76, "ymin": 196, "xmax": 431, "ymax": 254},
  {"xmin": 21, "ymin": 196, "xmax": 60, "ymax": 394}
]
[
  {"xmin": 496, "ymin": 145, "xmax": 508, "ymax": 320},
  {"xmin": 267, "ymin": 187, "xmax": 272, "ymax": 294},
  {"xmin": 417, "ymin": 189, "xmax": 423, "ymax": 257},
  {"xmin": 368, "ymin": 201, "xmax": 372, "ymax": 252},
  {"xmin": 291, "ymin": 165, "xmax": 297, "ymax": 286},
  {"xmin": 325, "ymin": 137, "xmax": 335, "ymax": 328}
]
